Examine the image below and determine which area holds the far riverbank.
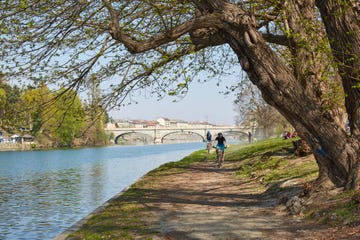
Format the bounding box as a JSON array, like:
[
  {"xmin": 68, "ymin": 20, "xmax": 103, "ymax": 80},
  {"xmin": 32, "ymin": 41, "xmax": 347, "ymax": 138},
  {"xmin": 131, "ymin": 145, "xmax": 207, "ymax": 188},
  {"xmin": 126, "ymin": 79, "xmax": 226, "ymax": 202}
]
[{"xmin": 0, "ymin": 142, "xmax": 33, "ymax": 151}]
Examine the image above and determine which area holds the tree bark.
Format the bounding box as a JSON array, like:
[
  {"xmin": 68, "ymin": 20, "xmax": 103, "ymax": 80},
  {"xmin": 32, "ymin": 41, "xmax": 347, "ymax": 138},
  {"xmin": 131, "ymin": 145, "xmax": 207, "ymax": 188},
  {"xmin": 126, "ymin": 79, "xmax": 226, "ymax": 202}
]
[
  {"xmin": 315, "ymin": 0, "xmax": 360, "ymax": 189},
  {"xmin": 315, "ymin": 0, "xmax": 360, "ymax": 139}
]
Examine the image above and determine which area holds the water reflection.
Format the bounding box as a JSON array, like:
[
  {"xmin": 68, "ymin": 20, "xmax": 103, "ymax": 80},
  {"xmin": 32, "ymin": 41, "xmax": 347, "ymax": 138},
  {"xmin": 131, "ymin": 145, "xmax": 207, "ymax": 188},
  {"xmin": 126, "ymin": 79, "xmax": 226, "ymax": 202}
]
[{"xmin": 0, "ymin": 143, "xmax": 203, "ymax": 240}]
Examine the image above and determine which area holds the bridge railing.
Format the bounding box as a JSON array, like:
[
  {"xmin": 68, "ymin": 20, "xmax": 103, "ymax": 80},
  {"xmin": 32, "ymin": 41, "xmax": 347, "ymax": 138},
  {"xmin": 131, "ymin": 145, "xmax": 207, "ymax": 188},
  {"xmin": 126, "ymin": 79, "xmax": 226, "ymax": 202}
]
[{"xmin": 105, "ymin": 125, "xmax": 245, "ymax": 131}]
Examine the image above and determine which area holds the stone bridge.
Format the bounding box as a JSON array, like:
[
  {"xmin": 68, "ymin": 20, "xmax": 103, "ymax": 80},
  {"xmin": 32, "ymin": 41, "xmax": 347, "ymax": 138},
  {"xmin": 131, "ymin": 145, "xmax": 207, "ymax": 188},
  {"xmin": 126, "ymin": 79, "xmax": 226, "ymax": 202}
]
[{"xmin": 105, "ymin": 125, "xmax": 253, "ymax": 144}]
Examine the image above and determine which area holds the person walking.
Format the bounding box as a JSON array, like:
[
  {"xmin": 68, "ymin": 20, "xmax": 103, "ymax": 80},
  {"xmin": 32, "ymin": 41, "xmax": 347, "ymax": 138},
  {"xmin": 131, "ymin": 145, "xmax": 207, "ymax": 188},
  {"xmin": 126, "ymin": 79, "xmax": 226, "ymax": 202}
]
[{"xmin": 205, "ymin": 131, "xmax": 212, "ymax": 153}]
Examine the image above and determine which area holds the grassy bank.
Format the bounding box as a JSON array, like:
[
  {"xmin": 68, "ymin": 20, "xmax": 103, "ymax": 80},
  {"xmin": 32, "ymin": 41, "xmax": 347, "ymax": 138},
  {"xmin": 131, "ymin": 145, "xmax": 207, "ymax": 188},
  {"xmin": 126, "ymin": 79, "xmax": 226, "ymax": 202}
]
[{"xmin": 65, "ymin": 138, "xmax": 360, "ymax": 239}]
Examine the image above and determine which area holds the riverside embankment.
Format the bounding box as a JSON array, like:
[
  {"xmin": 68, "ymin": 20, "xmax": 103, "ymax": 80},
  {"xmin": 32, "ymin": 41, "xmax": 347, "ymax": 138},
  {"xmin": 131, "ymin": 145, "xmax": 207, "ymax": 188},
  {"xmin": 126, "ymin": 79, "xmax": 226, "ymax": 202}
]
[
  {"xmin": 0, "ymin": 143, "xmax": 204, "ymax": 240},
  {"xmin": 61, "ymin": 138, "xmax": 360, "ymax": 240},
  {"xmin": 0, "ymin": 142, "xmax": 33, "ymax": 151}
]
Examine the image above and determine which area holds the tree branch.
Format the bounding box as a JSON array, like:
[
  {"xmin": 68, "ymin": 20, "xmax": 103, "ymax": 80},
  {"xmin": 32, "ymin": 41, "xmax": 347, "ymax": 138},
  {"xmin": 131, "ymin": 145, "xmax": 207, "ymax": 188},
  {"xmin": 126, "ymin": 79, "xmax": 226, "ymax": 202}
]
[
  {"xmin": 262, "ymin": 33, "xmax": 289, "ymax": 46},
  {"xmin": 107, "ymin": 12, "xmax": 222, "ymax": 53}
]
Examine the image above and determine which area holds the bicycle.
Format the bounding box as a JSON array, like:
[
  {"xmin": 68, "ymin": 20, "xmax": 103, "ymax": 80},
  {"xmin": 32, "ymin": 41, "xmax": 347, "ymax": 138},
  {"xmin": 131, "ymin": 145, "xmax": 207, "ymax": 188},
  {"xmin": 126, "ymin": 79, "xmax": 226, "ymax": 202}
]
[
  {"xmin": 214, "ymin": 145, "xmax": 226, "ymax": 168},
  {"xmin": 206, "ymin": 141, "xmax": 212, "ymax": 154},
  {"xmin": 216, "ymin": 147, "xmax": 224, "ymax": 168}
]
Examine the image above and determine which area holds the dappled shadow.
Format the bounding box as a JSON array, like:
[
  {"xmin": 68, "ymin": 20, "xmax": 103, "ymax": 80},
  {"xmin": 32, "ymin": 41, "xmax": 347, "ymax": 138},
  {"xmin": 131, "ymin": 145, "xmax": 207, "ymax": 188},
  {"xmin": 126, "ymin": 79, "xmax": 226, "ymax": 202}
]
[
  {"xmin": 67, "ymin": 158, "xmax": 360, "ymax": 240},
  {"xmin": 111, "ymin": 162, "xmax": 332, "ymax": 239},
  {"xmin": 186, "ymin": 164, "xmax": 242, "ymax": 173},
  {"xmin": 126, "ymin": 187, "xmax": 267, "ymax": 208},
  {"xmin": 120, "ymin": 161, "xmax": 280, "ymax": 211}
]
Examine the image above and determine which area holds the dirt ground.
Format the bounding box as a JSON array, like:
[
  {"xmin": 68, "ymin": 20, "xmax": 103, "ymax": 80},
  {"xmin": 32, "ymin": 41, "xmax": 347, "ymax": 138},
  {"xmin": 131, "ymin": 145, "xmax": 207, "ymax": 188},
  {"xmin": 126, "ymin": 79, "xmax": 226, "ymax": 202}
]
[{"xmin": 134, "ymin": 160, "xmax": 360, "ymax": 240}]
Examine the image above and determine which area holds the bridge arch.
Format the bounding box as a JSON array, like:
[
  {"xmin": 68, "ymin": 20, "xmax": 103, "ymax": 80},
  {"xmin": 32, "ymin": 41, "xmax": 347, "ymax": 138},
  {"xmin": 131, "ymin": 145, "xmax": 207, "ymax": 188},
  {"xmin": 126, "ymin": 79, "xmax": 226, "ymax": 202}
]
[
  {"xmin": 221, "ymin": 130, "xmax": 251, "ymax": 142},
  {"xmin": 114, "ymin": 132, "xmax": 153, "ymax": 144},
  {"xmin": 221, "ymin": 130, "xmax": 249, "ymax": 137},
  {"xmin": 161, "ymin": 131, "xmax": 205, "ymax": 143}
]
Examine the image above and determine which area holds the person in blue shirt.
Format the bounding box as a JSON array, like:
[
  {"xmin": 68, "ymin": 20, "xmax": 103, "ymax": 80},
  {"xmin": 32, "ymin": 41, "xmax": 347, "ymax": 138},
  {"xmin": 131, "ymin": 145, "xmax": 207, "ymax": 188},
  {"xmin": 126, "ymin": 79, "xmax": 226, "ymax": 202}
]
[
  {"xmin": 206, "ymin": 131, "xmax": 212, "ymax": 142},
  {"xmin": 205, "ymin": 131, "xmax": 212, "ymax": 153},
  {"xmin": 215, "ymin": 132, "xmax": 227, "ymax": 162}
]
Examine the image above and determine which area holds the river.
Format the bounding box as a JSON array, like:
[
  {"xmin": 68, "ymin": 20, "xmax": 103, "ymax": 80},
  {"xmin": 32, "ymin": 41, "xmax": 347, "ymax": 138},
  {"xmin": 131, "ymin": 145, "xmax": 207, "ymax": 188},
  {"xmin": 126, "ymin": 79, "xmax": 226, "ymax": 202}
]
[{"xmin": 0, "ymin": 142, "xmax": 204, "ymax": 240}]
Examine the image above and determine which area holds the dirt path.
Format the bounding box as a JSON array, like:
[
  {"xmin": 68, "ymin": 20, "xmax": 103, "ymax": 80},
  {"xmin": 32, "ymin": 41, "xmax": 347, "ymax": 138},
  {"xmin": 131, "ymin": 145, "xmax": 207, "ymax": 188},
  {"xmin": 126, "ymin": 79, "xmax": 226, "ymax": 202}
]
[
  {"xmin": 62, "ymin": 156, "xmax": 360, "ymax": 240},
  {"xmin": 136, "ymin": 160, "xmax": 360, "ymax": 240}
]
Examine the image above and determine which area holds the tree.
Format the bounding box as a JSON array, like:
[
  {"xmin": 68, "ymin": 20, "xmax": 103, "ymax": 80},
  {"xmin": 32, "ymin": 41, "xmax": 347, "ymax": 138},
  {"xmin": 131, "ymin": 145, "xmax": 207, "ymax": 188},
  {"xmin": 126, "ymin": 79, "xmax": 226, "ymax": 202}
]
[
  {"xmin": 0, "ymin": 81, "xmax": 23, "ymax": 132},
  {"xmin": 0, "ymin": 1, "xmax": 359, "ymax": 190},
  {"xmin": 315, "ymin": 0, "xmax": 360, "ymax": 189},
  {"xmin": 233, "ymin": 77, "xmax": 289, "ymax": 138},
  {"xmin": 83, "ymin": 74, "xmax": 109, "ymax": 146},
  {"xmin": 0, "ymin": 88, "xmax": 6, "ymax": 127},
  {"xmin": 22, "ymin": 83, "xmax": 100, "ymax": 147},
  {"xmin": 21, "ymin": 83, "xmax": 52, "ymax": 133},
  {"xmin": 46, "ymin": 88, "xmax": 85, "ymax": 147}
]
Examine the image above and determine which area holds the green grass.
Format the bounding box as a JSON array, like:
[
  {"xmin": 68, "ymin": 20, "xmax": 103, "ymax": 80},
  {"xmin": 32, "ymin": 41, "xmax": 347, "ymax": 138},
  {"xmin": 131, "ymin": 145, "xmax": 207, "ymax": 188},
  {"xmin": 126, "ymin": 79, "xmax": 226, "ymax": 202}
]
[
  {"xmin": 226, "ymin": 137, "xmax": 297, "ymax": 161},
  {"xmin": 228, "ymin": 138, "xmax": 318, "ymax": 185},
  {"xmin": 147, "ymin": 149, "xmax": 209, "ymax": 175},
  {"xmin": 68, "ymin": 185, "xmax": 159, "ymax": 239}
]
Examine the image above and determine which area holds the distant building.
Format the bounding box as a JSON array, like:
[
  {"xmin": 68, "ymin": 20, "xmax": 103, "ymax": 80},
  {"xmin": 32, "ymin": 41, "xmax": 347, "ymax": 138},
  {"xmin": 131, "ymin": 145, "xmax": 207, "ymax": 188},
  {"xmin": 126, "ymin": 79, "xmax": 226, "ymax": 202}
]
[
  {"xmin": 22, "ymin": 134, "xmax": 35, "ymax": 143},
  {"xmin": 156, "ymin": 117, "xmax": 170, "ymax": 127},
  {"xmin": 144, "ymin": 120, "xmax": 157, "ymax": 127},
  {"xmin": 156, "ymin": 117, "xmax": 195, "ymax": 128}
]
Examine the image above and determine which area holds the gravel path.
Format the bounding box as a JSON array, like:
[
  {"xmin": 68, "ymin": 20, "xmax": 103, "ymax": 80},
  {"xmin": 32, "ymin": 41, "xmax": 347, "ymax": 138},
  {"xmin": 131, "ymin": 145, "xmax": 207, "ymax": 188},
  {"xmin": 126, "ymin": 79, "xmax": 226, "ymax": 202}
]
[
  {"xmin": 59, "ymin": 158, "xmax": 360, "ymax": 239},
  {"xmin": 137, "ymin": 160, "xmax": 360, "ymax": 239}
]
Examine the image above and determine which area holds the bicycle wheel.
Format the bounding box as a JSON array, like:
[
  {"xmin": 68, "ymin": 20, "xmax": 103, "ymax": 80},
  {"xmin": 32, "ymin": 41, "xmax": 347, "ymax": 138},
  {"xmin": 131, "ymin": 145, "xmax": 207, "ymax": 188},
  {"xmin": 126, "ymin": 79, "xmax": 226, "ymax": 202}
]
[
  {"xmin": 206, "ymin": 142, "xmax": 212, "ymax": 154},
  {"xmin": 217, "ymin": 149, "xmax": 223, "ymax": 168}
]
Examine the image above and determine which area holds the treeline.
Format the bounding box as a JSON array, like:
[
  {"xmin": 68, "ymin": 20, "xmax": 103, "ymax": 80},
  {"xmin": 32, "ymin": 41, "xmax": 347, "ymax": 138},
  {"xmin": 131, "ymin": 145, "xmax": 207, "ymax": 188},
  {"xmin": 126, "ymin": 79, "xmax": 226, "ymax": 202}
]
[{"xmin": 0, "ymin": 80, "xmax": 110, "ymax": 148}]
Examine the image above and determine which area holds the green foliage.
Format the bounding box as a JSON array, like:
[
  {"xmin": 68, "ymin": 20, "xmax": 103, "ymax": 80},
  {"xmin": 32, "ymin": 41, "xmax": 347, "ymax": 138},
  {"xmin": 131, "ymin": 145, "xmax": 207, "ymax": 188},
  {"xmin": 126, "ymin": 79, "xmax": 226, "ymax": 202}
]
[
  {"xmin": 0, "ymin": 80, "xmax": 108, "ymax": 148},
  {"xmin": 0, "ymin": 1, "xmax": 237, "ymax": 106},
  {"xmin": 0, "ymin": 88, "xmax": 5, "ymax": 106},
  {"xmin": 0, "ymin": 81, "xmax": 23, "ymax": 132},
  {"xmin": 50, "ymin": 89, "xmax": 86, "ymax": 147},
  {"xmin": 21, "ymin": 84, "xmax": 52, "ymax": 133}
]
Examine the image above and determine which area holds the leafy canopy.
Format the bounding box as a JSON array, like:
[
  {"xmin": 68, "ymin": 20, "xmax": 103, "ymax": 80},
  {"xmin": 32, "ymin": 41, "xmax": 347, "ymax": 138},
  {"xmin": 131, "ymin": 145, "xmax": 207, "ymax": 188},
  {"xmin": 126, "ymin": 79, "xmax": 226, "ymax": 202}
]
[{"xmin": 0, "ymin": 0, "xmax": 238, "ymax": 110}]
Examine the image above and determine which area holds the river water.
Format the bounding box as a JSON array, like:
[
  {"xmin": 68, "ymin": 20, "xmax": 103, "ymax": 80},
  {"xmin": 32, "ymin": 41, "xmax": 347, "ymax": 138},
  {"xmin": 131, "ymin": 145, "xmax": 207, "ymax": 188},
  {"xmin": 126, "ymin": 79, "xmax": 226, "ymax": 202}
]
[{"xmin": 0, "ymin": 142, "xmax": 204, "ymax": 240}]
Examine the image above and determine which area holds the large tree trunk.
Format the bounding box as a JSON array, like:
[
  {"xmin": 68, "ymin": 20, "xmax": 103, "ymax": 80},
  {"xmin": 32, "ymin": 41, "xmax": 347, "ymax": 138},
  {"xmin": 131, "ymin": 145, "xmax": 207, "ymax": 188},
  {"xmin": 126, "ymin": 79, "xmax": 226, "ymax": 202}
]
[
  {"xmin": 203, "ymin": 0, "xmax": 360, "ymax": 189},
  {"xmin": 314, "ymin": 0, "xmax": 360, "ymax": 189},
  {"xmin": 281, "ymin": 0, "xmax": 347, "ymax": 188},
  {"xmin": 315, "ymin": 0, "xmax": 360, "ymax": 138}
]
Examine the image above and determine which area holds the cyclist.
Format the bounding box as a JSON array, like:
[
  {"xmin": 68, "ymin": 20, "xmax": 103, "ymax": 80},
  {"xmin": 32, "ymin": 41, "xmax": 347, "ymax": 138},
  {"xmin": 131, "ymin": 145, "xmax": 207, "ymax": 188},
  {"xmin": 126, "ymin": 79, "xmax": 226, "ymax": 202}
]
[
  {"xmin": 205, "ymin": 131, "xmax": 212, "ymax": 153},
  {"xmin": 215, "ymin": 132, "xmax": 227, "ymax": 163}
]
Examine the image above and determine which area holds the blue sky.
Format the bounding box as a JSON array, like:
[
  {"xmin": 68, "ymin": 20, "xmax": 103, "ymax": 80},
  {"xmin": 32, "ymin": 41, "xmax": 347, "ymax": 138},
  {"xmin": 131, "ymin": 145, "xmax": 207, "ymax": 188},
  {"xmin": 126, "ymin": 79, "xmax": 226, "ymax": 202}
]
[
  {"xmin": 109, "ymin": 75, "xmax": 239, "ymax": 125},
  {"xmin": 7, "ymin": 65, "xmax": 239, "ymax": 125}
]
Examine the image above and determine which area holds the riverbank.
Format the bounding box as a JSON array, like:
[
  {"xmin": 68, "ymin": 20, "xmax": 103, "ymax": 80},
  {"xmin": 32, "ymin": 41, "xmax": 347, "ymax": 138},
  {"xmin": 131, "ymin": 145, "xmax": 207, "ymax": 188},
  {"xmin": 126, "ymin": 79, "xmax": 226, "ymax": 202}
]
[
  {"xmin": 59, "ymin": 138, "xmax": 360, "ymax": 239},
  {"xmin": 0, "ymin": 142, "xmax": 33, "ymax": 151},
  {"xmin": 0, "ymin": 141, "xmax": 112, "ymax": 152}
]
